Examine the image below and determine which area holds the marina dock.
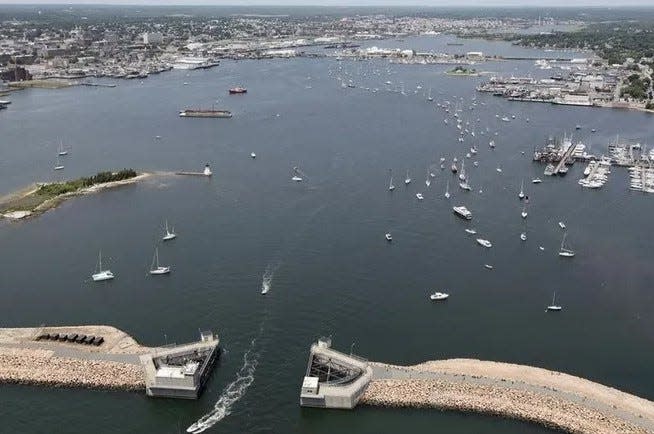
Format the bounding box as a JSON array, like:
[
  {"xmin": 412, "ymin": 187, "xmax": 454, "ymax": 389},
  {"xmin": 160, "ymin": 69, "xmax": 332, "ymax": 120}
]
[
  {"xmin": 0, "ymin": 325, "xmax": 219, "ymax": 399},
  {"xmin": 300, "ymin": 340, "xmax": 654, "ymax": 434}
]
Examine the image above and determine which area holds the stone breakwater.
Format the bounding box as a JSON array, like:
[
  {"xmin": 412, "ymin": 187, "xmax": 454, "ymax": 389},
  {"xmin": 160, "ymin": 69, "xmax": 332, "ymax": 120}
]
[
  {"xmin": 361, "ymin": 360, "xmax": 654, "ymax": 434},
  {"xmin": 0, "ymin": 349, "xmax": 144, "ymax": 391}
]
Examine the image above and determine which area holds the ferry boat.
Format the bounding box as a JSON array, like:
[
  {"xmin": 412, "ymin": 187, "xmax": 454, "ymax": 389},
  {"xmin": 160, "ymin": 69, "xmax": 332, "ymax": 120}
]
[
  {"xmin": 453, "ymin": 206, "xmax": 472, "ymax": 220},
  {"xmin": 229, "ymin": 87, "xmax": 247, "ymax": 94},
  {"xmin": 179, "ymin": 109, "xmax": 232, "ymax": 118}
]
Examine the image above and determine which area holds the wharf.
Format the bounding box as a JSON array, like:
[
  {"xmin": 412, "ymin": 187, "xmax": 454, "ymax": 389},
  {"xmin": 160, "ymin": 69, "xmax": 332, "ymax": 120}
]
[
  {"xmin": 0, "ymin": 325, "xmax": 219, "ymax": 398},
  {"xmin": 300, "ymin": 340, "xmax": 654, "ymax": 434}
]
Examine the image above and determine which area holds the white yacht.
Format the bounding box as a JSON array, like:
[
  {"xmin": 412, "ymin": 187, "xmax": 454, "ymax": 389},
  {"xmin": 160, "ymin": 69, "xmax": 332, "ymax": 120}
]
[
  {"xmin": 163, "ymin": 221, "xmax": 177, "ymax": 241},
  {"xmin": 57, "ymin": 141, "xmax": 68, "ymax": 156},
  {"xmin": 476, "ymin": 238, "xmax": 492, "ymax": 248},
  {"xmin": 559, "ymin": 233, "xmax": 575, "ymax": 257},
  {"xmin": 484, "ymin": 264, "xmax": 494, "ymax": 270},
  {"xmin": 91, "ymin": 251, "xmax": 114, "ymax": 282},
  {"xmin": 430, "ymin": 292, "xmax": 449, "ymax": 301},
  {"xmin": 453, "ymin": 205, "xmax": 472, "ymax": 220},
  {"xmin": 546, "ymin": 292, "xmax": 562, "ymax": 311},
  {"xmin": 149, "ymin": 247, "xmax": 171, "ymax": 275}
]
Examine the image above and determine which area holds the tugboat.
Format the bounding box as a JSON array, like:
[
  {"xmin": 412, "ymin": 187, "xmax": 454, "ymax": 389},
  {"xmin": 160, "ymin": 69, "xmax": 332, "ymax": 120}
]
[{"xmin": 229, "ymin": 87, "xmax": 247, "ymax": 94}]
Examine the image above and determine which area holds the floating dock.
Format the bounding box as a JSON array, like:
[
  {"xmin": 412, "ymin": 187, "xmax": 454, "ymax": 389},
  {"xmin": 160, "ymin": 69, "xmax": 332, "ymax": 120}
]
[
  {"xmin": 300, "ymin": 340, "xmax": 654, "ymax": 434},
  {"xmin": 0, "ymin": 325, "xmax": 219, "ymax": 399}
]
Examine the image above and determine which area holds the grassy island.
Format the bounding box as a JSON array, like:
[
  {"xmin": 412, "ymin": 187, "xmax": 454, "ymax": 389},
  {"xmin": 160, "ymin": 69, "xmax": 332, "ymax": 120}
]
[
  {"xmin": 0, "ymin": 169, "xmax": 141, "ymax": 218},
  {"xmin": 446, "ymin": 66, "xmax": 479, "ymax": 76}
]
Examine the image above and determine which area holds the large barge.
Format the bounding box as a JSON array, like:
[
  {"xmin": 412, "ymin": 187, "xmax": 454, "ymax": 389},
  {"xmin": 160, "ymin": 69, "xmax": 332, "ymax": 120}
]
[{"xmin": 179, "ymin": 109, "xmax": 232, "ymax": 118}]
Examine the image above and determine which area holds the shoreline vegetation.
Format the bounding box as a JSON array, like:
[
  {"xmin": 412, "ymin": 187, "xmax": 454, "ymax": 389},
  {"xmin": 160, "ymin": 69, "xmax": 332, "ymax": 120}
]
[
  {"xmin": 0, "ymin": 169, "xmax": 148, "ymax": 220},
  {"xmin": 446, "ymin": 66, "xmax": 479, "ymax": 76}
]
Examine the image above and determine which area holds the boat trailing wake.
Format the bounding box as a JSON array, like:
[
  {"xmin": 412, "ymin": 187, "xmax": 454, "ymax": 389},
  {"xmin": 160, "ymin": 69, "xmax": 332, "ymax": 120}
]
[
  {"xmin": 261, "ymin": 261, "xmax": 281, "ymax": 294},
  {"xmin": 186, "ymin": 339, "xmax": 259, "ymax": 433}
]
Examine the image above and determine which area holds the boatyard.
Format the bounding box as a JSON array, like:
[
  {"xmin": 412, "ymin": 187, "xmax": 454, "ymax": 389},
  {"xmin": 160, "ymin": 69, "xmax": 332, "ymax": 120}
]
[
  {"xmin": 0, "ymin": 325, "xmax": 219, "ymax": 398},
  {"xmin": 300, "ymin": 340, "xmax": 654, "ymax": 434}
]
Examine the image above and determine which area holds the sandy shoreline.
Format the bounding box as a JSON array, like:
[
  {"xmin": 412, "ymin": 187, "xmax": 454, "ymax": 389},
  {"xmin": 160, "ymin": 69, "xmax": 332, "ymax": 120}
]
[
  {"xmin": 362, "ymin": 359, "xmax": 654, "ymax": 434},
  {"xmin": 0, "ymin": 172, "xmax": 152, "ymax": 220}
]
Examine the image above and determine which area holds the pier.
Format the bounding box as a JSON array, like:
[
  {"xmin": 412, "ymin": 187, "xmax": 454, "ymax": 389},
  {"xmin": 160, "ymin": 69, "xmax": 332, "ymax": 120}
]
[
  {"xmin": 300, "ymin": 340, "xmax": 654, "ymax": 434},
  {"xmin": 0, "ymin": 325, "xmax": 219, "ymax": 399}
]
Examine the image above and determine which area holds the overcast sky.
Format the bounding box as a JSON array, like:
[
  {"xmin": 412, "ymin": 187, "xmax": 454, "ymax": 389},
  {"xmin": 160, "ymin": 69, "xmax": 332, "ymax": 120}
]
[{"xmin": 0, "ymin": 0, "xmax": 653, "ymax": 6}]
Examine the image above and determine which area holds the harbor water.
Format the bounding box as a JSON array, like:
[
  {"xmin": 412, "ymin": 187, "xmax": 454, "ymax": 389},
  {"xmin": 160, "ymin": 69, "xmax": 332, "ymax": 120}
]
[{"xmin": 1, "ymin": 35, "xmax": 654, "ymax": 433}]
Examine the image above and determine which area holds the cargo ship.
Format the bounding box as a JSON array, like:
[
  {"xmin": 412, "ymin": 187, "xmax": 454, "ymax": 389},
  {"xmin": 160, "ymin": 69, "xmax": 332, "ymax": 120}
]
[
  {"xmin": 179, "ymin": 109, "xmax": 232, "ymax": 118},
  {"xmin": 228, "ymin": 87, "xmax": 247, "ymax": 94}
]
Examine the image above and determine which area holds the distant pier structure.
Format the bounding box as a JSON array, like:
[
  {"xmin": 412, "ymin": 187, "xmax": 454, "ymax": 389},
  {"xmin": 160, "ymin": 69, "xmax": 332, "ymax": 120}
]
[
  {"xmin": 300, "ymin": 338, "xmax": 373, "ymax": 409},
  {"xmin": 140, "ymin": 330, "xmax": 220, "ymax": 399}
]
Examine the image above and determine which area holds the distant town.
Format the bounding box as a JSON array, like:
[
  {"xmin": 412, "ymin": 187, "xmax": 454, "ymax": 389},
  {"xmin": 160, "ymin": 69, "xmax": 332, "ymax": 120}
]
[{"xmin": 0, "ymin": 7, "xmax": 652, "ymax": 112}]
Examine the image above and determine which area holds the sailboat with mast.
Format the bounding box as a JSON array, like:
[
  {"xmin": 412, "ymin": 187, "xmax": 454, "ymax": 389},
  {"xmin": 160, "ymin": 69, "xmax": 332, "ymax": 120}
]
[
  {"xmin": 91, "ymin": 251, "xmax": 114, "ymax": 282},
  {"xmin": 54, "ymin": 154, "xmax": 64, "ymax": 171},
  {"xmin": 558, "ymin": 233, "xmax": 575, "ymax": 257},
  {"xmin": 57, "ymin": 140, "xmax": 68, "ymax": 156},
  {"xmin": 404, "ymin": 169, "xmax": 411, "ymax": 185},
  {"xmin": 521, "ymin": 202, "xmax": 528, "ymax": 219},
  {"xmin": 444, "ymin": 180, "xmax": 450, "ymax": 198},
  {"xmin": 518, "ymin": 179, "xmax": 525, "ymax": 199},
  {"xmin": 149, "ymin": 247, "xmax": 170, "ymax": 275},
  {"xmin": 427, "ymin": 87, "xmax": 433, "ymax": 102},
  {"xmin": 546, "ymin": 292, "xmax": 562, "ymax": 311},
  {"xmin": 425, "ymin": 169, "xmax": 431, "ymax": 187},
  {"xmin": 388, "ymin": 169, "xmax": 395, "ymax": 191},
  {"xmin": 163, "ymin": 221, "xmax": 176, "ymax": 241}
]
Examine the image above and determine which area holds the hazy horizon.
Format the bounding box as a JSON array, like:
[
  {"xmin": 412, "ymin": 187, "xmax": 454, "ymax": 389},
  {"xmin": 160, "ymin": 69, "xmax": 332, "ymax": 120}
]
[{"xmin": 1, "ymin": 0, "xmax": 654, "ymax": 7}]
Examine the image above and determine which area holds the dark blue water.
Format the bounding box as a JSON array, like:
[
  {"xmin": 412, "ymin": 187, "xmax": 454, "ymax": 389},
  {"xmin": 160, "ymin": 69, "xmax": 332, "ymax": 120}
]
[{"xmin": 1, "ymin": 35, "xmax": 653, "ymax": 433}]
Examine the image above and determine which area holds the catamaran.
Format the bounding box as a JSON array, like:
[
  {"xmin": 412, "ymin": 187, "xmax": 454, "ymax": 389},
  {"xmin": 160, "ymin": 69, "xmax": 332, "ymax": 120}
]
[
  {"xmin": 91, "ymin": 251, "xmax": 114, "ymax": 282},
  {"xmin": 163, "ymin": 221, "xmax": 176, "ymax": 241},
  {"xmin": 559, "ymin": 233, "xmax": 575, "ymax": 257},
  {"xmin": 149, "ymin": 247, "xmax": 170, "ymax": 275},
  {"xmin": 546, "ymin": 292, "xmax": 562, "ymax": 311}
]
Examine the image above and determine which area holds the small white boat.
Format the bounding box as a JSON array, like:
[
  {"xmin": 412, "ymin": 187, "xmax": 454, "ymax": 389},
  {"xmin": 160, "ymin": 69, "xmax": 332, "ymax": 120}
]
[
  {"xmin": 404, "ymin": 170, "xmax": 411, "ymax": 185},
  {"xmin": 559, "ymin": 233, "xmax": 575, "ymax": 257},
  {"xmin": 388, "ymin": 169, "xmax": 395, "ymax": 191},
  {"xmin": 521, "ymin": 203, "xmax": 528, "ymax": 219},
  {"xmin": 532, "ymin": 178, "xmax": 542, "ymax": 184},
  {"xmin": 250, "ymin": 152, "xmax": 256, "ymax": 159},
  {"xmin": 496, "ymin": 167, "xmax": 503, "ymax": 173},
  {"xmin": 546, "ymin": 292, "xmax": 562, "ymax": 311},
  {"xmin": 149, "ymin": 247, "xmax": 171, "ymax": 275},
  {"xmin": 558, "ymin": 221, "xmax": 566, "ymax": 230},
  {"xmin": 476, "ymin": 238, "xmax": 492, "ymax": 248},
  {"xmin": 163, "ymin": 220, "xmax": 176, "ymax": 241},
  {"xmin": 484, "ymin": 264, "xmax": 494, "ymax": 270},
  {"xmin": 459, "ymin": 181, "xmax": 471, "ymax": 191},
  {"xmin": 444, "ymin": 180, "xmax": 451, "ymax": 198},
  {"xmin": 385, "ymin": 233, "xmax": 393, "ymax": 242},
  {"xmin": 489, "ymin": 140, "xmax": 495, "ymax": 149},
  {"xmin": 430, "ymin": 292, "xmax": 449, "ymax": 301},
  {"xmin": 292, "ymin": 166, "xmax": 303, "ymax": 182},
  {"xmin": 518, "ymin": 180, "xmax": 525, "ymax": 200},
  {"xmin": 465, "ymin": 228, "xmax": 477, "ymax": 234},
  {"xmin": 416, "ymin": 193, "xmax": 424, "ymax": 200},
  {"xmin": 501, "ymin": 116, "xmax": 510, "ymax": 122},
  {"xmin": 539, "ymin": 246, "xmax": 545, "ymax": 251},
  {"xmin": 91, "ymin": 251, "xmax": 114, "ymax": 282},
  {"xmin": 520, "ymin": 232, "xmax": 527, "ymax": 241},
  {"xmin": 453, "ymin": 205, "xmax": 472, "ymax": 220}
]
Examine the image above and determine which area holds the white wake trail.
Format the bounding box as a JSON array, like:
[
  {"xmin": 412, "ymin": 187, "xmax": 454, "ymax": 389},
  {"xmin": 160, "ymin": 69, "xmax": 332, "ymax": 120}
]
[
  {"xmin": 261, "ymin": 261, "xmax": 281, "ymax": 294},
  {"xmin": 186, "ymin": 340, "xmax": 259, "ymax": 433}
]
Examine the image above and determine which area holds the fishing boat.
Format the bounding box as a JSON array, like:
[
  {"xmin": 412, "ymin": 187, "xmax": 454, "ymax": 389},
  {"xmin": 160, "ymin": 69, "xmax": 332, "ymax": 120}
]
[
  {"xmin": 163, "ymin": 221, "xmax": 176, "ymax": 241},
  {"xmin": 558, "ymin": 233, "xmax": 575, "ymax": 257},
  {"xmin": 546, "ymin": 292, "xmax": 562, "ymax": 311},
  {"xmin": 476, "ymin": 238, "xmax": 492, "ymax": 248},
  {"xmin": 404, "ymin": 170, "xmax": 411, "ymax": 185},
  {"xmin": 149, "ymin": 247, "xmax": 170, "ymax": 275},
  {"xmin": 385, "ymin": 233, "xmax": 393, "ymax": 242},
  {"xmin": 444, "ymin": 180, "xmax": 451, "ymax": 198},
  {"xmin": 429, "ymin": 292, "xmax": 449, "ymax": 301},
  {"xmin": 518, "ymin": 180, "xmax": 525, "ymax": 199},
  {"xmin": 91, "ymin": 251, "xmax": 114, "ymax": 282}
]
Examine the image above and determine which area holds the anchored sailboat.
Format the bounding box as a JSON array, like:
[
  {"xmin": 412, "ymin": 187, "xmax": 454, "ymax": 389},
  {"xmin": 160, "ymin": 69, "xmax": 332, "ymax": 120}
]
[
  {"xmin": 149, "ymin": 247, "xmax": 171, "ymax": 275},
  {"xmin": 546, "ymin": 292, "xmax": 562, "ymax": 311},
  {"xmin": 559, "ymin": 233, "xmax": 575, "ymax": 257},
  {"xmin": 519, "ymin": 179, "xmax": 525, "ymax": 200},
  {"xmin": 163, "ymin": 221, "xmax": 177, "ymax": 241},
  {"xmin": 388, "ymin": 169, "xmax": 395, "ymax": 191},
  {"xmin": 91, "ymin": 251, "xmax": 114, "ymax": 282}
]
